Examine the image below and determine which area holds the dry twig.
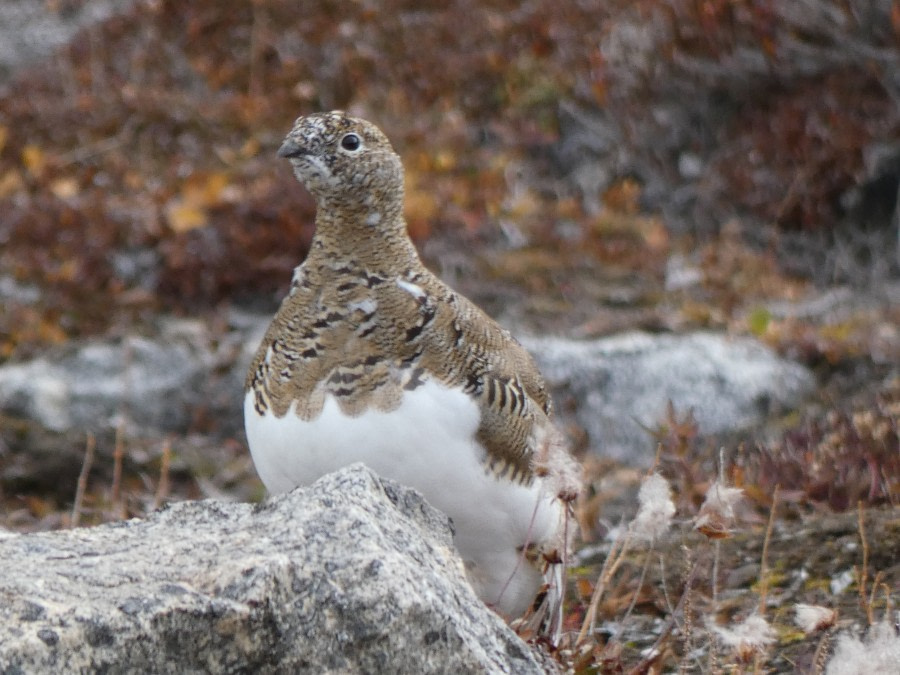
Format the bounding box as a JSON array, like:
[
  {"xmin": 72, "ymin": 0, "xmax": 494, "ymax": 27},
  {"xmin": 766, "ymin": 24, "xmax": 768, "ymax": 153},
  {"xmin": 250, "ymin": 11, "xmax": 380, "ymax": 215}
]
[
  {"xmin": 111, "ymin": 421, "xmax": 125, "ymax": 519},
  {"xmin": 153, "ymin": 439, "xmax": 173, "ymax": 511},
  {"xmin": 577, "ymin": 525, "xmax": 631, "ymax": 646},
  {"xmin": 71, "ymin": 433, "xmax": 96, "ymax": 528},
  {"xmin": 856, "ymin": 501, "xmax": 873, "ymax": 625},
  {"xmin": 757, "ymin": 485, "xmax": 780, "ymax": 615}
]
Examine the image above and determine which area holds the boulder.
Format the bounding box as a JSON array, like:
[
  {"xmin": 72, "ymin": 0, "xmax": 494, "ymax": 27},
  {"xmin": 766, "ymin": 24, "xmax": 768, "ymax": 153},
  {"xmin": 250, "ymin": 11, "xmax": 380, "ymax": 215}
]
[
  {"xmin": 523, "ymin": 331, "xmax": 815, "ymax": 464},
  {"xmin": 0, "ymin": 319, "xmax": 234, "ymax": 435},
  {"xmin": 0, "ymin": 464, "xmax": 546, "ymax": 674}
]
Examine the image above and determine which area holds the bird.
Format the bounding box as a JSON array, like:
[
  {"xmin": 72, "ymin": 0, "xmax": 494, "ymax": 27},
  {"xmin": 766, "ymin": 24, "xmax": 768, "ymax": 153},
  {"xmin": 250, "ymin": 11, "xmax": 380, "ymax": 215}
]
[{"xmin": 244, "ymin": 111, "xmax": 580, "ymax": 625}]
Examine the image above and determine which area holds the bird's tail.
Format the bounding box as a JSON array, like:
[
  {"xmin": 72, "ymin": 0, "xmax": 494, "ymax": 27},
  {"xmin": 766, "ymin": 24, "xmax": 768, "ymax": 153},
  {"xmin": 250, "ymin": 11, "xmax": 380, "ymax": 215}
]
[
  {"xmin": 516, "ymin": 497, "xmax": 576, "ymax": 645},
  {"xmin": 514, "ymin": 423, "xmax": 581, "ymax": 644}
]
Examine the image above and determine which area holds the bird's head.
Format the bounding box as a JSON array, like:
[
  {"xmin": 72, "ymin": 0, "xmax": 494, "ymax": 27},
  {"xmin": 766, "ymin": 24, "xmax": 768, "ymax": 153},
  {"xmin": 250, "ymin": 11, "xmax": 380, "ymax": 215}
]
[{"xmin": 278, "ymin": 111, "xmax": 404, "ymax": 213}]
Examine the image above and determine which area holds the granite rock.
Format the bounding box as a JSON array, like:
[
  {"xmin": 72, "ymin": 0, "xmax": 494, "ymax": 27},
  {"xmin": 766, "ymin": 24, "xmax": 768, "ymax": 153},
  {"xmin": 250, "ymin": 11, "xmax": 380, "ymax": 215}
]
[
  {"xmin": 0, "ymin": 464, "xmax": 546, "ymax": 674},
  {"xmin": 524, "ymin": 331, "xmax": 815, "ymax": 464}
]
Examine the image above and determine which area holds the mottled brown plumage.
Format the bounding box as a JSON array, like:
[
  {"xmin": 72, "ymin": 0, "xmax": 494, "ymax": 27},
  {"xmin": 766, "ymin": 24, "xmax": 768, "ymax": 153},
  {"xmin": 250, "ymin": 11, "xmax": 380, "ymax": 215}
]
[{"xmin": 246, "ymin": 112, "xmax": 559, "ymax": 484}]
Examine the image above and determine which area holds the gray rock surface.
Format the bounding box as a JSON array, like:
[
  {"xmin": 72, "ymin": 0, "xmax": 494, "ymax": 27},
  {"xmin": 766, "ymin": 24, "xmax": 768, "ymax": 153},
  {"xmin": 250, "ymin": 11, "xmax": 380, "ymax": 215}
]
[
  {"xmin": 0, "ymin": 464, "xmax": 546, "ymax": 674},
  {"xmin": 0, "ymin": 0, "xmax": 136, "ymax": 85},
  {"xmin": 523, "ymin": 331, "xmax": 815, "ymax": 464},
  {"xmin": 0, "ymin": 319, "xmax": 236, "ymax": 435}
]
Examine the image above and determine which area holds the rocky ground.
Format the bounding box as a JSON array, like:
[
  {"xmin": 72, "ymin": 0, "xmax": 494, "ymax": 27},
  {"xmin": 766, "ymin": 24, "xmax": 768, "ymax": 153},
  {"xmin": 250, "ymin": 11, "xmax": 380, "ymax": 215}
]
[{"xmin": 0, "ymin": 1, "xmax": 898, "ymax": 672}]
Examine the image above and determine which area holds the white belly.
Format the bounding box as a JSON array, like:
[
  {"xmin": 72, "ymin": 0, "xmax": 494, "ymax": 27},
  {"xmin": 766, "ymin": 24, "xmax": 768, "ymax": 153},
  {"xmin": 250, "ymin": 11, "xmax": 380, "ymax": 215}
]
[{"xmin": 243, "ymin": 379, "xmax": 560, "ymax": 617}]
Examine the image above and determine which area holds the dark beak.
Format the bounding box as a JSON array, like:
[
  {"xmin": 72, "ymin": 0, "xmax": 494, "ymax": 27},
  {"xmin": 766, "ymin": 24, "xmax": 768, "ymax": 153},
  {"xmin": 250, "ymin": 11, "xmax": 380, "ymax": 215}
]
[{"xmin": 277, "ymin": 139, "xmax": 306, "ymax": 158}]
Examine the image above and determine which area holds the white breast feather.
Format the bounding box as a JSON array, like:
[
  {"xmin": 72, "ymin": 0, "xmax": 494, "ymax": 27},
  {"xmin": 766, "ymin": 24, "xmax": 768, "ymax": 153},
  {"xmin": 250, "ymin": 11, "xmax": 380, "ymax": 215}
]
[{"xmin": 244, "ymin": 379, "xmax": 559, "ymax": 617}]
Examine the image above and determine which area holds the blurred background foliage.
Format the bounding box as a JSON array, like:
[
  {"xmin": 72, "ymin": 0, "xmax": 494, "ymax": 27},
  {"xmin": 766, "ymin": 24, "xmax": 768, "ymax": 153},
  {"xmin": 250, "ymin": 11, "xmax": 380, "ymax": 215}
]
[{"xmin": 0, "ymin": 0, "xmax": 897, "ymax": 358}]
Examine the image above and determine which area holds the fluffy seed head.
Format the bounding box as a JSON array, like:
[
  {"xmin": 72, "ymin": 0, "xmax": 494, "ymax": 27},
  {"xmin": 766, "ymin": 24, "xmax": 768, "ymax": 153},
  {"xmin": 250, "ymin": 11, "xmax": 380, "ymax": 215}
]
[
  {"xmin": 712, "ymin": 614, "xmax": 776, "ymax": 663},
  {"xmin": 826, "ymin": 621, "xmax": 900, "ymax": 675},
  {"xmin": 631, "ymin": 473, "xmax": 675, "ymax": 543},
  {"xmin": 694, "ymin": 480, "xmax": 744, "ymax": 539},
  {"xmin": 793, "ymin": 604, "xmax": 837, "ymax": 634}
]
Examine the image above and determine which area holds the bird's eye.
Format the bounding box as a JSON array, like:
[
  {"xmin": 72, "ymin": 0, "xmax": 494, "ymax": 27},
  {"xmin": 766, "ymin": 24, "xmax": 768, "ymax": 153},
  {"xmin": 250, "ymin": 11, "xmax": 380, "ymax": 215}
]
[{"xmin": 340, "ymin": 133, "xmax": 361, "ymax": 151}]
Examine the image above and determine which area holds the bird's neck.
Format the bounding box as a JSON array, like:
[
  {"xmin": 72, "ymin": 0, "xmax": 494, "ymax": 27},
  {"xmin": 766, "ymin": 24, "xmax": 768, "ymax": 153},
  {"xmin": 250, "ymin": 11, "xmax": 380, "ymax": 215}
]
[{"xmin": 306, "ymin": 200, "xmax": 423, "ymax": 276}]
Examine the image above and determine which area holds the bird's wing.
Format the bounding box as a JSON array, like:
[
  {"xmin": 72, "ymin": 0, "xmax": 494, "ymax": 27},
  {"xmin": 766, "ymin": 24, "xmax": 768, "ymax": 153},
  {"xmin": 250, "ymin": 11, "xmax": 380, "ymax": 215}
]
[{"xmin": 411, "ymin": 274, "xmax": 557, "ymax": 483}]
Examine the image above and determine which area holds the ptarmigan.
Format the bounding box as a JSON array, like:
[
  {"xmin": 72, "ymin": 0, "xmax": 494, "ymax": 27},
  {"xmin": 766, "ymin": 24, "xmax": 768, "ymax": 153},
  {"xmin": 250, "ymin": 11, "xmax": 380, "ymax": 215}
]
[{"xmin": 244, "ymin": 111, "xmax": 580, "ymax": 624}]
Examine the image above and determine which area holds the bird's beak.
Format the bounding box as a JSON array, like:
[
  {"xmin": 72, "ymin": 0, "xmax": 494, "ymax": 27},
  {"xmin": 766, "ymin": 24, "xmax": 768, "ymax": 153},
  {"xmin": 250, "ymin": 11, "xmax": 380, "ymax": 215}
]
[{"xmin": 277, "ymin": 139, "xmax": 306, "ymax": 158}]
